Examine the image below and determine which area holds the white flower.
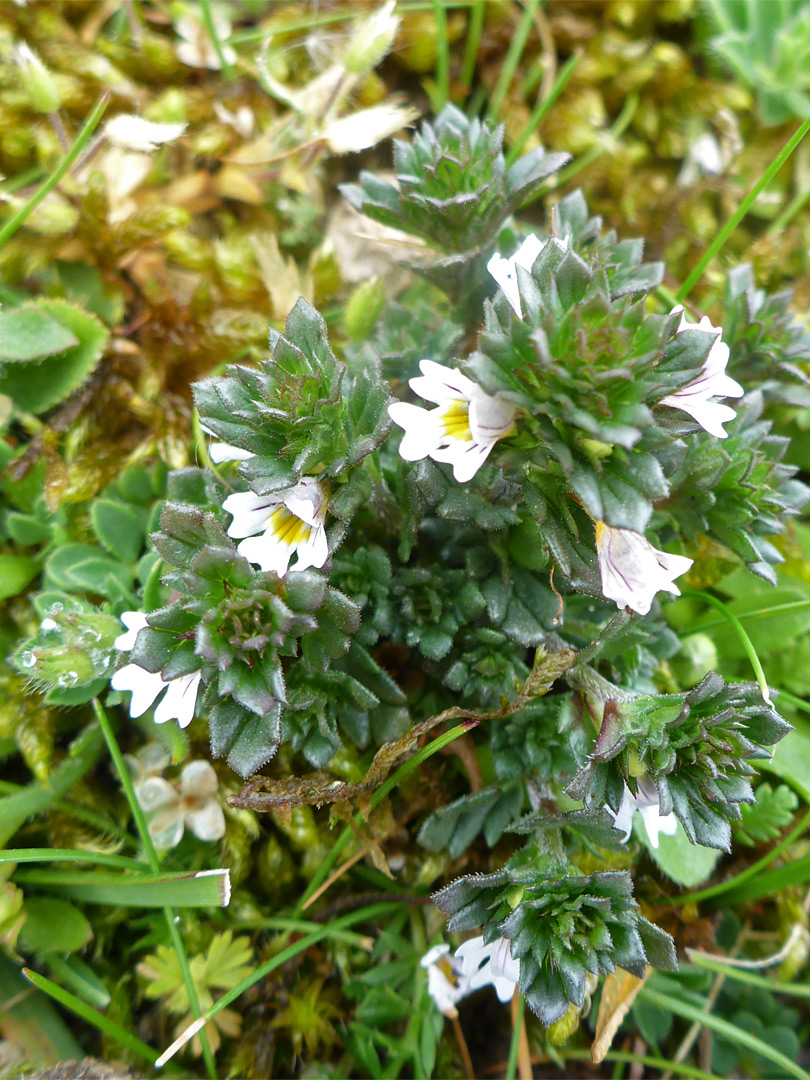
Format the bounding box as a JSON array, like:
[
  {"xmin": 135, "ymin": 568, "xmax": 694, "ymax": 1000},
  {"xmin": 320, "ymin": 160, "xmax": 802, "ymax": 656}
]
[
  {"xmin": 455, "ymin": 935, "xmax": 520, "ymax": 1003},
  {"xmin": 114, "ymin": 610, "xmax": 149, "ymax": 651},
  {"xmin": 420, "ymin": 944, "xmax": 470, "ymax": 1018},
  {"xmin": 595, "ymin": 522, "xmax": 693, "ymax": 617},
  {"xmin": 487, "ymin": 233, "xmax": 568, "ymax": 317},
  {"xmin": 324, "ymin": 103, "xmax": 420, "ymax": 154},
  {"xmin": 388, "ymin": 360, "xmax": 517, "ymax": 483},
  {"xmin": 136, "ymin": 760, "xmax": 225, "ymax": 850},
  {"xmin": 222, "ymin": 477, "xmax": 329, "ymax": 577},
  {"xmin": 677, "ymin": 132, "xmax": 723, "ymax": 187},
  {"xmin": 659, "ymin": 307, "xmax": 743, "ymax": 439},
  {"xmin": 199, "ymin": 423, "xmax": 255, "ymax": 463},
  {"xmin": 125, "ymin": 741, "xmax": 171, "ymax": 789},
  {"xmin": 111, "ymin": 611, "xmax": 202, "ymax": 728},
  {"xmin": 111, "ymin": 665, "xmax": 202, "ymax": 728},
  {"xmin": 607, "ymin": 779, "xmax": 678, "ymax": 849},
  {"xmin": 213, "ymin": 102, "xmax": 255, "ymax": 139},
  {"xmin": 175, "ymin": 9, "xmax": 236, "ymax": 70},
  {"xmin": 103, "ymin": 115, "xmax": 187, "ymax": 153}
]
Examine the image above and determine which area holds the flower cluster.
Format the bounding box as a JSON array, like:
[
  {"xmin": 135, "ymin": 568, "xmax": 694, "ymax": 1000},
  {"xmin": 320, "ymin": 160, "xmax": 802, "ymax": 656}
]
[
  {"xmin": 421, "ymin": 936, "xmax": 520, "ymax": 1017},
  {"xmin": 126, "ymin": 744, "xmax": 225, "ymax": 850}
]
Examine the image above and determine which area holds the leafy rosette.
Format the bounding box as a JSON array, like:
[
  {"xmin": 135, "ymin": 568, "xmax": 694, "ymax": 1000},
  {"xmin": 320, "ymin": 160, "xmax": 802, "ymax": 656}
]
[
  {"xmin": 130, "ymin": 502, "xmax": 359, "ymax": 776},
  {"xmin": 340, "ymin": 105, "xmax": 569, "ymax": 303},
  {"xmin": 433, "ymin": 864, "xmax": 676, "ymax": 1025},
  {"xmin": 341, "ymin": 104, "xmax": 570, "ymax": 255},
  {"xmin": 193, "ymin": 297, "xmax": 390, "ymax": 501},
  {"xmin": 567, "ymin": 672, "xmax": 792, "ymax": 850},
  {"xmin": 722, "ymin": 263, "xmax": 810, "ymax": 405},
  {"xmin": 466, "ymin": 200, "xmax": 728, "ymax": 539},
  {"xmin": 659, "ymin": 391, "xmax": 810, "ymax": 583}
]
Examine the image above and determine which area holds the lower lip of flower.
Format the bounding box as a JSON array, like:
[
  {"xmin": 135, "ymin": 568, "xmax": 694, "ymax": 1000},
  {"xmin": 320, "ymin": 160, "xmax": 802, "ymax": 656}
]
[
  {"xmin": 440, "ymin": 400, "xmax": 473, "ymax": 441},
  {"xmin": 267, "ymin": 506, "xmax": 313, "ymax": 546}
]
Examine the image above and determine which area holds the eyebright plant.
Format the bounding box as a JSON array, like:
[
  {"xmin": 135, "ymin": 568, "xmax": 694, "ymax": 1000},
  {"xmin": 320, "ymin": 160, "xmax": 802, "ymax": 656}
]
[{"xmin": 14, "ymin": 106, "xmax": 807, "ymax": 1033}]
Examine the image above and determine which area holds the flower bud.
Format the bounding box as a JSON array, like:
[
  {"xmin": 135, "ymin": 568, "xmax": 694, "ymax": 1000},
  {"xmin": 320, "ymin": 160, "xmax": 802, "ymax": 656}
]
[
  {"xmin": 344, "ymin": 276, "xmax": 385, "ymax": 341},
  {"xmin": 342, "ymin": 1, "xmax": 400, "ymax": 76},
  {"xmin": 13, "ymin": 43, "xmax": 61, "ymax": 115},
  {"xmin": 547, "ymin": 1003, "xmax": 580, "ymax": 1046}
]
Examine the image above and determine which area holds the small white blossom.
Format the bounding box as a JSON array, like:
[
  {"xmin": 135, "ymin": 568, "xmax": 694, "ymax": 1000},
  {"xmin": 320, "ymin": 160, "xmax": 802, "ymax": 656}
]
[
  {"xmin": 595, "ymin": 522, "xmax": 693, "ymax": 617},
  {"xmin": 677, "ymin": 132, "xmax": 723, "ymax": 187},
  {"xmin": 175, "ymin": 9, "xmax": 236, "ymax": 70},
  {"xmin": 222, "ymin": 477, "xmax": 329, "ymax": 577},
  {"xmin": 659, "ymin": 307, "xmax": 743, "ymax": 439},
  {"xmin": 420, "ymin": 944, "xmax": 470, "ymax": 1018},
  {"xmin": 324, "ymin": 104, "xmax": 420, "ymax": 154},
  {"xmin": 103, "ymin": 115, "xmax": 187, "ymax": 153},
  {"xmin": 607, "ymin": 779, "xmax": 678, "ymax": 849},
  {"xmin": 125, "ymin": 742, "xmax": 172, "ymax": 791},
  {"xmin": 136, "ymin": 760, "xmax": 225, "ymax": 850},
  {"xmin": 111, "ymin": 611, "xmax": 202, "ymax": 728},
  {"xmin": 487, "ymin": 233, "xmax": 568, "ymax": 317},
  {"xmin": 213, "ymin": 102, "xmax": 255, "ymax": 139},
  {"xmin": 114, "ymin": 610, "xmax": 149, "ymax": 651},
  {"xmin": 455, "ymin": 935, "xmax": 520, "ymax": 1003},
  {"xmin": 199, "ymin": 423, "xmax": 255, "ymax": 463},
  {"xmin": 388, "ymin": 360, "xmax": 517, "ymax": 483}
]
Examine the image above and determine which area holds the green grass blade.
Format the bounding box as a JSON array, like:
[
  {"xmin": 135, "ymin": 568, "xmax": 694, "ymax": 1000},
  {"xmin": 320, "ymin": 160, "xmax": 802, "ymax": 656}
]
[
  {"xmin": 714, "ymin": 852, "xmax": 810, "ymax": 906},
  {"xmin": 22, "ymin": 966, "xmax": 161, "ymax": 1066},
  {"xmin": 92, "ymin": 699, "xmax": 217, "ymax": 1078},
  {"xmin": 522, "ymin": 91, "xmax": 639, "ymax": 207},
  {"xmin": 432, "ymin": 0, "xmax": 450, "ymax": 110},
  {"xmin": 156, "ymin": 900, "xmax": 404, "ymax": 1067},
  {"xmin": 0, "ymin": 724, "xmax": 104, "ymax": 847},
  {"xmin": 681, "ymin": 589, "xmax": 771, "ymax": 702},
  {"xmin": 297, "ymin": 721, "xmax": 475, "ymax": 911},
  {"xmin": 777, "ymin": 689, "xmax": 810, "ymax": 714},
  {"xmin": 687, "ymin": 954, "xmax": 810, "ymax": 999},
  {"xmin": 641, "ymin": 986, "xmax": 810, "ymax": 1080},
  {"xmin": 486, "ymin": 0, "xmax": 542, "ymax": 122},
  {"xmin": 460, "ymin": 0, "xmax": 485, "ymax": 89},
  {"xmin": 0, "ymin": 93, "xmax": 109, "ymax": 252},
  {"xmin": 12, "ymin": 867, "xmax": 232, "ymax": 907},
  {"xmin": 694, "ymin": 598, "xmax": 810, "ymax": 634},
  {"xmin": 677, "ymin": 113, "xmax": 810, "ymax": 300},
  {"xmin": 0, "ymin": 848, "xmax": 147, "ymax": 870},
  {"xmin": 199, "ymin": 0, "xmax": 234, "ymax": 80},
  {"xmin": 505, "ymin": 992, "xmax": 525, "ymax": 1080},
  {"xmin": 0, "ymin": 955, "xmax": 82, "ymax": 1067},
  {"xmin": 506, "ymin": 49, "xmax": 582, "ymax": 166},
  {"xmin": 662, "ymin": 807, "xmax": 810, "ymax": 905},
  {"xmin": 563, "ymin": 1048, "xmax": 722, "ymax": 1080},
  {"xmin": 45, "ymin": 954, "xmax": 111, "ymax": 1010}
]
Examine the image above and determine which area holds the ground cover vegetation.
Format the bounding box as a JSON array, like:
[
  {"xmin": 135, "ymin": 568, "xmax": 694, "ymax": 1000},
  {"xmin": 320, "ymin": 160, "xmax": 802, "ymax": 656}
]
[{"xmin": 2, "ymin": 2, "xmax": 810, "ymax": 1078}]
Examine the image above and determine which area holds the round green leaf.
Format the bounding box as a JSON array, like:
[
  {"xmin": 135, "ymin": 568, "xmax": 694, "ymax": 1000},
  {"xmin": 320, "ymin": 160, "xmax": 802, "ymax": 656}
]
[{"xmin": 18, "ymin": 896, "xmax": 93, "ymax": 955}]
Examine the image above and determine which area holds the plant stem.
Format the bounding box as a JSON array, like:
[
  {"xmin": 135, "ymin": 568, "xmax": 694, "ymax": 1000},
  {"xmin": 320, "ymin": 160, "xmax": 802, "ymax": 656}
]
[
  {"xmin": 505, "ymin": 993, "xmax": 525, "ymax": 1080},
  {"xmin": 432, "ymin": 0, "xmax": 450, "ymax": 110},
  {"xmin": 0, "ymin": 724, "xmax": 105, "ymax": 847},
  {"xmin": 296, "ymin": 722, "xmax": 473, "ymax": 912},
  {"xmin": 92, "ymin": 700, "xmax": 217, "ymax": 1079},
  {"xmin": 0, "ymin": 848, "xmax": 146, "ymax": 870},
  {"xmin": 681, "ymin": 589, "xmax": 771, "ymax": 703},
  {"xmin": 460, "ymin": 0, "xmax": 485, "ymax": 90},
  {"xmin": 200, "ymin": 0, "xmax": 234, "ymax": 80},
  {"xmin": 506, "ymin": 49, "xmax": 581, "ymax": 166},
  {"xmin": 22, "ymin": 967, "xmax": 162, "ymax": 1067},
  {"xmin": 662, "ymin": 806, "xmax": 810, "ymax": 906},
  {"xmin": 156, "ymin": 901, "xmax": 403, "ymax": 1067},
  {"xmin": 677, "ymin": 112, "xmax": 810, "ymax": 300},
  {"xmin": 0, "ymin": 93, "xmax": 109, "ymax": 252},
  {"xmin": 487, "ymin": 0, "xmax": 542, "ymax": 122}
]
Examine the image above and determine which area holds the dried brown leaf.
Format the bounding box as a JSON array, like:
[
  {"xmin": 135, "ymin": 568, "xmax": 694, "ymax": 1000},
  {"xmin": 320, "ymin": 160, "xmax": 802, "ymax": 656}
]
[{"xmin": 592, "ymin": 967, "xmax": 650, "ymax": 1064}]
